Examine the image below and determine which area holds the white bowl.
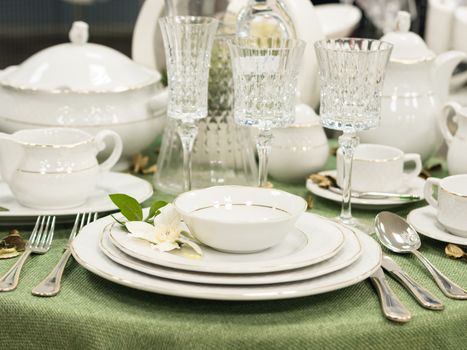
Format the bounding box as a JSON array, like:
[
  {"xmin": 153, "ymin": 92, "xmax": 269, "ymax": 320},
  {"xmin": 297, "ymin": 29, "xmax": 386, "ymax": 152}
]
[{"xmin": 174, "ymin": 186, "xmax": 307, "ymax": 253}]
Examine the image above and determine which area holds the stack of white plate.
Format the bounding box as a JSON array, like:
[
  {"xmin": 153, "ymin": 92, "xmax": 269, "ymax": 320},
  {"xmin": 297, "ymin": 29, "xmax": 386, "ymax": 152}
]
[{"xmin": 71, "ymin": 212, "xmax": 382, "ymax": 301}]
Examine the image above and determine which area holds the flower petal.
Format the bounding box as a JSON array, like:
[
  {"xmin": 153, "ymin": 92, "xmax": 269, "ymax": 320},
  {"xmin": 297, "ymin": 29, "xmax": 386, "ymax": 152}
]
[
  {"xmin": 155, "ymin": 241, "xmax": 180, "ymax": 252},
  {"xmin": 154, "ymin": 204, "xmax": 180, "ymax": 227},
  {"xmin": 178, "ymin": 236, "xmax": 203, "ymax": 256},
  {"xmin": 126, "ymin": 221, "xmax": 157, "ymax": 242}
]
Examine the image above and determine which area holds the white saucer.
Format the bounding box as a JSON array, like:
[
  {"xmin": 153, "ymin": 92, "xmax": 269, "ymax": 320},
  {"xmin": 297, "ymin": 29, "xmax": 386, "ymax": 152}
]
[
  {"xmin": 109, "ymin": 212, "xmax": 345, "ymax": 274},
  {"xmin": 408, "ymin": 206, "xmax": 467, "ymax": 246},
  {"xmin": 0, "ymin": 172, "xmax": 153, "ymax": 223},
  {"xmin": 71, "ymin": 215, "xmax": 381, "ymax": 301},
  {"xmin": 307, "ymin": 170, "xmax": 425, "ymax": 210},
  {"xmin": 99, "ymin": 218, "xmax": 362, "ymax": 285}
]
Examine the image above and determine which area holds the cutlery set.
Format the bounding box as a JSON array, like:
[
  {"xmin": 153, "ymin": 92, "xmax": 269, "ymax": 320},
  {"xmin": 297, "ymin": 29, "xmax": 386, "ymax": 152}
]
[
  {"xmin": 370, "ymin": 211, "xmax": 466, "ymax": 323},
  {"xmin": 0, "ymin": 213, "xmax": 97, "ymax": 295}
]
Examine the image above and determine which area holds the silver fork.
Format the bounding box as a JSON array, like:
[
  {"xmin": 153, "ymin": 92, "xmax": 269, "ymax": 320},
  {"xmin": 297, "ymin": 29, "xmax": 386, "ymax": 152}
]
[
  {"xmin": 32, "ymin": 212, "xmax": 97, "ymax": 297},
  {"xmin": 0, "ymin": 216, "xmax": 56, "ymax": 292}
]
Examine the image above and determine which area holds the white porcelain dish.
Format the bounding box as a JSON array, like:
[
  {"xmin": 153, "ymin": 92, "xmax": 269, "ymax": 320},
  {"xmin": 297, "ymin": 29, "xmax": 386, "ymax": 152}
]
[
  {"xmin": 0, "ymin": 22, "xmax": 168, "ymax": 167},
  {"xmin": 315, "ymin": 4, "xmax": 362, "ymax": 38},
  {"xmin": 174, "ymin": 186, "xmax": 307, "ymax": 253},
  {"xmin": 100, "ymin": 217, "xmax": 362, "ymax": 285},
  {"xmin": 72, "ymin": 215, "xmax": 381, "ymax": 301},
  {"xmin": 0, "ymin": 172, "xmax": 153, "ymax": 220},
  {"xmin": 408, "ymin": 206, "xmax": 467, "ymax": 246},
  {"xmin": 0, "ymin": 128, "xmax": 122, "ymax": 209},
  {"xmin": 307, "ymin": 170, "xmax": 425, "ymax": 210},
  {"xmin": 109, "ymin": 211, "xmax": 344, "ymax": 274}
]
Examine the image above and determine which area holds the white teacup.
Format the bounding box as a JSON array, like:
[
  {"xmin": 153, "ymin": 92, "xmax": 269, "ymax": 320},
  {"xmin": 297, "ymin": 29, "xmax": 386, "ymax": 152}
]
[
  {"xmin": 337, "ymin": 144, "xmax": 422, "ymax": 193},
  {"xmin": 424, "ymin": 175, "xmax": 467, "ymax": 237},
  {"xmin": 0, "ymin": 128, "xmax": 122, "ymax": 209}
]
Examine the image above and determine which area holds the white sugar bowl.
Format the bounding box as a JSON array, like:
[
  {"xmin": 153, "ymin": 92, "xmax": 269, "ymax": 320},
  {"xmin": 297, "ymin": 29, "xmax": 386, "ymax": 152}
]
[{"xmin": 269, "ymin": 104, "xmax": 329, "ymax": 183}]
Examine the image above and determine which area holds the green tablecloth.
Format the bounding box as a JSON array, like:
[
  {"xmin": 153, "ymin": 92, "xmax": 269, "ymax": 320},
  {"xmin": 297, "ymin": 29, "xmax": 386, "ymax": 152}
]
[{"xmin": 0, "ymin": 153, "xmax": 466, "ymax": 350}]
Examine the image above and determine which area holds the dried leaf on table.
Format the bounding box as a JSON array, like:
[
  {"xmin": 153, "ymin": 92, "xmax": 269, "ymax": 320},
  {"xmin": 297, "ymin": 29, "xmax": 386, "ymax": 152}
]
[
  {"xmin": 445, "ymin": 244, "xmax": 466, "ymax": 260},
  {"xmin": 308, "ymin": 174, "xmax": 338, "ymax": 189},
  {"xmin": 420, "ymin": 162, "xmax": 443, "ymax": 179},
  {"xmin": 261, "ymin": 181, "xmax": 274, "ymax": 189},
  {"xmin": 132, "ymin": 153, "xmax": 149, "ymax": 174},
  {"xmin": 0, "ymin": 229, "xmax": 26, "ymax": 259},
  {"xmin": 306, "ymin": 193, "xmax": 314, "ymax": 210},
  {"xmin": 331, "ymin": 146, "xmax": 338, "ymax": 156},
  {"xmin": 0, "ymin": 206, "xmax": 8, "ymax": 212},
  {"xmin": 142, "ymin": 164, "xmax": 158, "ymax": 175}
]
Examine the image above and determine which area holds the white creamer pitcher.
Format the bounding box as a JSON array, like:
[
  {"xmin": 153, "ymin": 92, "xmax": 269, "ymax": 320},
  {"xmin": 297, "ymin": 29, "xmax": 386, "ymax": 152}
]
[
  {"xmin": 0, "ymin": 128, "xmax": 122, "ymax": 209},
  {"xmin": 440, "ymin": 102, "xmax": 467, "ymax": 175}
]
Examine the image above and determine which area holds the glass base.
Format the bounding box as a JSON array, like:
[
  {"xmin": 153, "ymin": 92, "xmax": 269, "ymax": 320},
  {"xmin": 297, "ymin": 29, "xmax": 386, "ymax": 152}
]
[{"xmin": 334, "ymin": 216, "xmax": 374, "ymax": 235}]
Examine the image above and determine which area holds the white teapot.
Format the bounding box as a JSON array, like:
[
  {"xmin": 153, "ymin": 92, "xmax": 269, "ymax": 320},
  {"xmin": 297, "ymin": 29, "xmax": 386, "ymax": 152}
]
[
  {"xmin": 440, "ymin": 102, "xmax": 467, "ymax": 175},
  {"xmin": 360, "ymin": 11, "xmax": 466, "ymax": 161}
]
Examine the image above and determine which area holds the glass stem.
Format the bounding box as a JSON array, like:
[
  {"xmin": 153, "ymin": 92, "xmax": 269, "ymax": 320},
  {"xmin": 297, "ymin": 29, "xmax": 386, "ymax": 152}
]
[
  {"xmin": 338, "ymin": 132, "xmax": 359, "ymax": 224},
  {"xmin": 177, "ymin": 121, "xmax": 198, "ymax": 192},
  {"xmin": 256, "ymin": 128, "xmax": 273, "ymax": 187}
]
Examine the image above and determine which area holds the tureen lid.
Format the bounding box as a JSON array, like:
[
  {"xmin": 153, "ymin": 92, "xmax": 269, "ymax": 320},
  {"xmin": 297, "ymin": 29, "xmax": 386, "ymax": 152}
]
[
  {"xmin": 381, "ymin": 11, "xmax": 435, "ymax": 63},
  {"xmin": 1, "ymin": 21, "xmax": 161, "ymax": 93}
]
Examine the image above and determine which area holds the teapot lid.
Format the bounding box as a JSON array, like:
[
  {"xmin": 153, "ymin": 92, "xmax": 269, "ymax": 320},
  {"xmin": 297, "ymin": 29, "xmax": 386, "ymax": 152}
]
[
  {"xmin": 381, "ymin": 11, "xmax": 435, "ymax": 63},
  {"xmin": 1, "ymin": 21, "xmax": 161, "ymax": 93}
]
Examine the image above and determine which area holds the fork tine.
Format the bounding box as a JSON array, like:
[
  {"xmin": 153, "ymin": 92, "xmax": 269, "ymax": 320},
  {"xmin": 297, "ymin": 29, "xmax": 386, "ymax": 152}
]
[
  {"xmin": 34, "ymin": 216, "xmax": 47, "ymax": 247},
  {"xmin": 45, "ymin": 216, "xmax": 56, "ymax": 248},
  {"xmin": 93, "ymin": 213, "xmax": 98, "ymax": 222},
  {"xmin": 79, "ymin": 212, "xmax": 87, "ymax": 231},
  {"xmin": 86, "ymin": 212, "xmax": 93, "ymax": 225},
  {"xmin": 38, "ymin": 216, "xmax": 51, "ymax": 248},
  {"xmin": 28, "ymin": 216, "xmax": 42, "ymax": 248},
  {"xmin": 69, "ymin": 213, "xmax": 81, "ymax": 240}
]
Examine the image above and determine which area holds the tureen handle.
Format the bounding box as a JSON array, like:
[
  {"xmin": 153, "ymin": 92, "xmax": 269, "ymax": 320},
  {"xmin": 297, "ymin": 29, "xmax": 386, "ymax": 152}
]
[
  {"xmin": 440, "ymin": 102, "xmax": 462, "ymax": 145},
  {"xmin": 69, "ymin": 21, "xmax": 89, "ymax": 45},
  {"xmin": 94, "ymin": 130, "xmax": 123, "ymax": 172}
]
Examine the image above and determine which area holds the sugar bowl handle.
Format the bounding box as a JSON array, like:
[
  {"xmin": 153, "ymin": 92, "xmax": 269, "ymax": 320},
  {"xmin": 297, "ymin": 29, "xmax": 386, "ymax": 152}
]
[
  {"xmin": 95, "ymin": 130, "xmax": 123, "ymax": 172},
  {"xmin": 440, "ymin": 102, "xmax": 462, "ymax": 145}
]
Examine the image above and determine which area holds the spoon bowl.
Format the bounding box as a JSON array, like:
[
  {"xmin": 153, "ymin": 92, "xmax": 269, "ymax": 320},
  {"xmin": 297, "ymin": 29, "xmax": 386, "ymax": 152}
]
[{"xmin": 374, "ymin": 211, "xmax": 421, "ymax": 253}]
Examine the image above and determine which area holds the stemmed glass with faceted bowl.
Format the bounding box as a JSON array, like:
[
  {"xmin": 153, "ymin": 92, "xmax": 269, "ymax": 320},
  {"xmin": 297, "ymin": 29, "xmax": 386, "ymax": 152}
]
[
  {"xmin": 314, "ymin": 38, "xmax": 393, "ymax": 229},
  {"xmin": 159, "ymin": 16, "xmax": 219, "ymax": 191},
  {"xmin": 228, "ymin": 38, "xmax": 306, "ymax": 187}
]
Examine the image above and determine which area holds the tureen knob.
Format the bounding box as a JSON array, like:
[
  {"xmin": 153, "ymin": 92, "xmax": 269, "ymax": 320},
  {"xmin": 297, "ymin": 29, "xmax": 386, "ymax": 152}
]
[
  {"xmin": 395, "ymin": 11, "xmax": 411, "ymax": 32},
  {"xmin": 69, "ymin": 21, "xmax": 89, "ymax": 45}
]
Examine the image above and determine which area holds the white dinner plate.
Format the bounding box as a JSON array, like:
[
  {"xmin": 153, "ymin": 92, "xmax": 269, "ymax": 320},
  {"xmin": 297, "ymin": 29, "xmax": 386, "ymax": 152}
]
[
  {"xmin": 0, "ymin": 172, "xmax": 153, "ymax": 223},
  {"xmin": 108, "ymin": 212, "xmax": 345, "ymax": 274},
  {"xmin": 408, "ymin": 206, "xmax": 467, "ymax": 246},
  {"xmin": 71, "ymin": 215, "xmax": 381, "ymax": 301},
  {"xmin": 99, "ymin": 219, "xmax": 362, "ymax": 285},
  {"xmin": 307, "ymin": 170, "xmax": 425, "ymax": 210}
]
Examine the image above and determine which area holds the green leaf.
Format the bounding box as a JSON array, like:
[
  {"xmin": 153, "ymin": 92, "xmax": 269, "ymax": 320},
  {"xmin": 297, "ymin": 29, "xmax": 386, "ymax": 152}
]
[
  {"xmin": 145, "ymin": 200, "xmax": 168, "ymax": 221},
  {"xmin": 0, "ymin": 207, "xmax": 9, "ymax": 212},
  {"xmin": 109, "ymin": 194, "xmax": 143, "ymax": 222}
]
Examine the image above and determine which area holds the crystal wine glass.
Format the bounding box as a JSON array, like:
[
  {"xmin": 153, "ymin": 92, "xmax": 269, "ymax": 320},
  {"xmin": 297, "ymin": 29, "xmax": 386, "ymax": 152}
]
[
  {"xmin": 228, "ymin": 37, "xmax": 305, "ymax": 187},
  {"xmin": 159, "ymin": 16, "xmax": 219, "ymax": 191},
  {"xmin": 314, "ymin": 38, "xmax": 392, "ymax": 227}
]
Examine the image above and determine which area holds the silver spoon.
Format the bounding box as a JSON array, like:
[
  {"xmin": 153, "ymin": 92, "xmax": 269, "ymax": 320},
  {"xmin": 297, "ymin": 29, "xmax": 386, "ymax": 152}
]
[{"xmin": 375, "ymin": 212, "xmax": 467, "ymax": 300}]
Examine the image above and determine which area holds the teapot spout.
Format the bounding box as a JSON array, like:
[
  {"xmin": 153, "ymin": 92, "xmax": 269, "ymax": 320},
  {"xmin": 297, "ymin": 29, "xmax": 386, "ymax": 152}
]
[{"xmin": 433, "ymin": 51, "xmax": 467, "ymax": 104}]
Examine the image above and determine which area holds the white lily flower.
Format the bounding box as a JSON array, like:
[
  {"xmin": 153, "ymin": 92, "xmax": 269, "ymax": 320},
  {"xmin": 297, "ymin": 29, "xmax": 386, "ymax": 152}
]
[{"xmin": 125, "ymin": 204, "xmax": 202, "ymax": 255}]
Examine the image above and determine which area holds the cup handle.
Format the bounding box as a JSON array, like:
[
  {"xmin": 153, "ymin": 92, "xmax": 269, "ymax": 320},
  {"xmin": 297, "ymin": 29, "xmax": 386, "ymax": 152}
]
[
  {"xmin": 440, "ymin": 102, "xmax": 461, "ymax": 145},
  {"xmin": 95, "ymin": 130, "xmax": 123, "ymax": 172},
  {"xmin": 424, "ymin": 177, "xmax": 441, "ymax": 209},
  {"xmin": 402, "ymin": 153, "xmax": 422, "ymax": 183}
]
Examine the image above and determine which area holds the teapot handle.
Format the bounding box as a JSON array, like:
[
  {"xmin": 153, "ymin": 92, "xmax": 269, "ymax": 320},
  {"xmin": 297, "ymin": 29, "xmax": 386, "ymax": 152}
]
[
  {"xmin": 95, "ymin": 130, "xmax": 123, "ymax": 172},
  {"xmin": 440, "ymin": 102, "xmax": 462, "ymax": 145}
]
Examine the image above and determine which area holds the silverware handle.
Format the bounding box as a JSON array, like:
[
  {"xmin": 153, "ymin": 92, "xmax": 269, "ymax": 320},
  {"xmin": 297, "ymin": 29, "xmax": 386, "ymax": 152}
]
[
  {"xmin": 389, "ymin": 270, "xmax": 444, "ymax": 310},
  {"xmin": 0, "ymin": 250, "xmax": 32, "ymax": 292},
  {"xmin": 361, "ymin": 192, "xmax": 419, "ymax": 200},
  {"xmin": 370, "ymin": 274, "xmax": 411, "ymax": 323},
  {"xmin": 31, "ymin": 249, "xmax": 72, "ymax": 297},
  {"xmin": 413, "ymin": 250, "xmax": 467, "ymax": 300}
]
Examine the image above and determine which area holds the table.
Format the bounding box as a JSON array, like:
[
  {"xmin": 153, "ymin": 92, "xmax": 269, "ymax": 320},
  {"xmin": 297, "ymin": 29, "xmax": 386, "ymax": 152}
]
[{"xmin": 0, "ymin": 151, "xmax": 466, "ymax": 350}]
